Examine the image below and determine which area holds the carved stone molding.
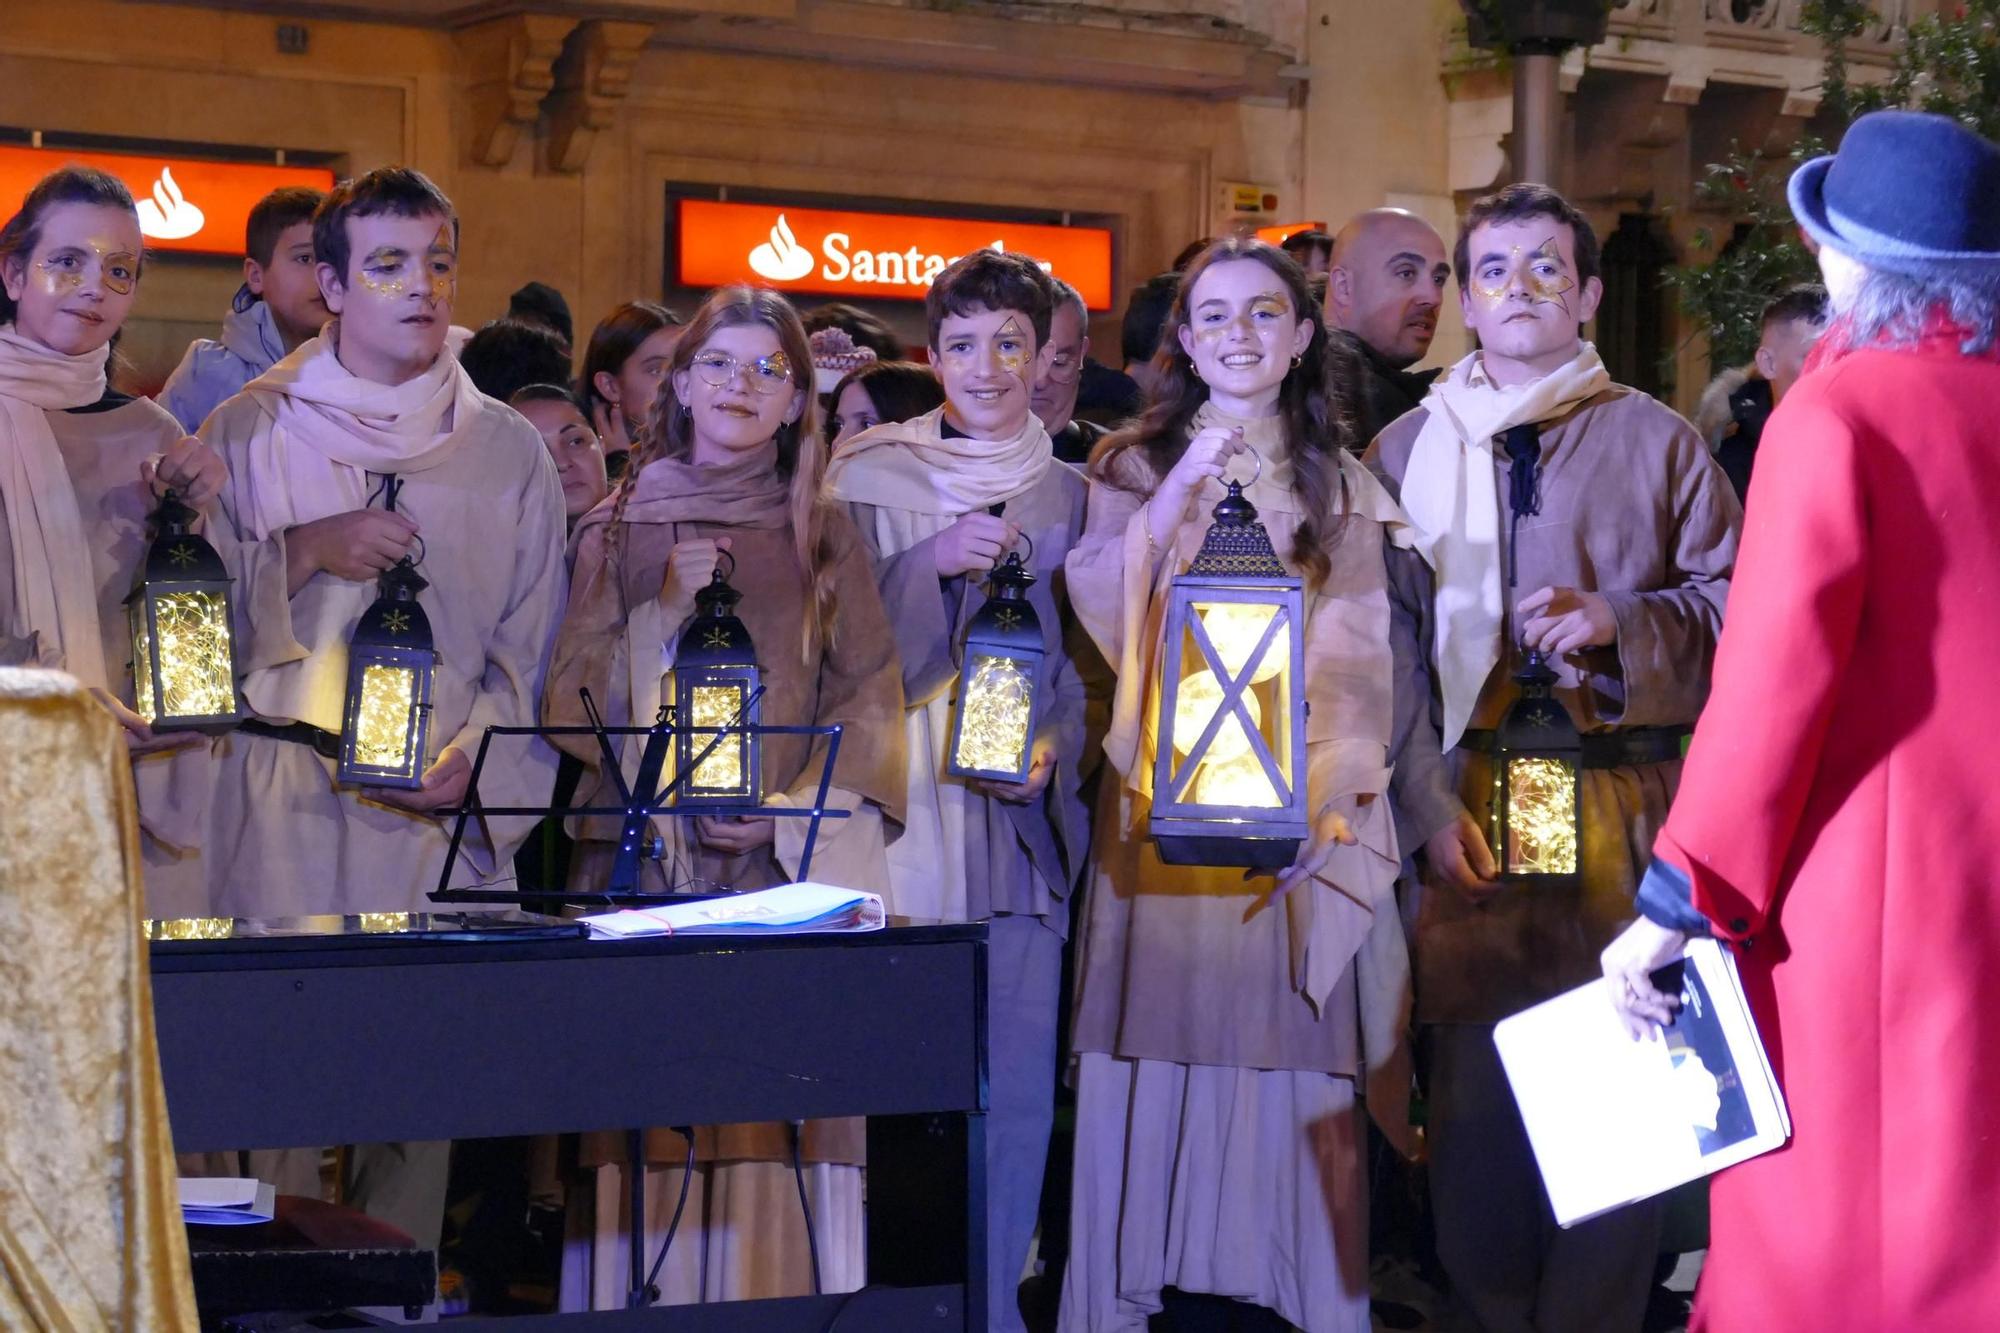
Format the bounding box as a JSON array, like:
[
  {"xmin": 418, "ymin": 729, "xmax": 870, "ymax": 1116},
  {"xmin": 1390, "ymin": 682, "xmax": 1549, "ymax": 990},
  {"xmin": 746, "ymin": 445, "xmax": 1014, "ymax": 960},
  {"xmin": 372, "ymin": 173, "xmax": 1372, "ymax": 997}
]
[
  {"xmin": 458, "ymin": 13, "xmax": 579, "ymax": 167},
  {"xmin": 546, "ymin": 19, "xmax": 655, "ymax": 174}
]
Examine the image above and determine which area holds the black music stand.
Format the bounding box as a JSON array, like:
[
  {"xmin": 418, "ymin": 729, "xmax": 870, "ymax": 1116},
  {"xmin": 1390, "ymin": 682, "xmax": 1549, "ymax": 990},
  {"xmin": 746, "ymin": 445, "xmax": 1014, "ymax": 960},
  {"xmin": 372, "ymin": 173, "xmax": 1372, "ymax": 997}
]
[
  {"xmin": 429, "ymin": 687, "xmax": 850, "ymax": 908},
  {"xmin": 427, "ymin": 688, "xmax": 854, "ymax": 1308}
]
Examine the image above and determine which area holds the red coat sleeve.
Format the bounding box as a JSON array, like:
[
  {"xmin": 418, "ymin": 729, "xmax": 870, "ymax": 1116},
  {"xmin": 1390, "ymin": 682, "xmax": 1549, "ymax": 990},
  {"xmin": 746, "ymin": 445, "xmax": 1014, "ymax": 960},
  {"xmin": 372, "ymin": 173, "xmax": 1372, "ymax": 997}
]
[{"xmin": 1653, "ymin": 369, "xmax": 1869, "ymax": 941}]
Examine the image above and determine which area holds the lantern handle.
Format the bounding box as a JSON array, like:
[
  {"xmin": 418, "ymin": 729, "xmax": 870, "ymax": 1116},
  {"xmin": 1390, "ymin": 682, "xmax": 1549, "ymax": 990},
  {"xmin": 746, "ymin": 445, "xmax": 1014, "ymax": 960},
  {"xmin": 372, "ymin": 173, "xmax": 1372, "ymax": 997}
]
[
  {"xmin": 715, "ymin": 547, "xmax": 737, "ymax": 583},
  {"xmin": 1220, "ymin": 445, "xmax": 1263, "ymax": 494},
  {"xmin": 998, "ymin": 529, "xmax": 1035, "ymax": 570}
]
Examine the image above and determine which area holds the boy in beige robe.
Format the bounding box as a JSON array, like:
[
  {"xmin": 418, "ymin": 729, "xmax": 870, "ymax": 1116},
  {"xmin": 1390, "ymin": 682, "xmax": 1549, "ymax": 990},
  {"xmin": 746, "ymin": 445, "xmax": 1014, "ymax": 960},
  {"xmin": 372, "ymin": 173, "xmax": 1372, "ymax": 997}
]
[
  {"xmin": 196, "ymin": 168, "xmax": 567, "ymax": 1246},
  {"xmin": 1367, "ymin": 184, "xmax": 1740, "ymax": 1333},
  {"xmin": 825, "ymin": 251, "xmax": 1089, "ymax": 1332}
]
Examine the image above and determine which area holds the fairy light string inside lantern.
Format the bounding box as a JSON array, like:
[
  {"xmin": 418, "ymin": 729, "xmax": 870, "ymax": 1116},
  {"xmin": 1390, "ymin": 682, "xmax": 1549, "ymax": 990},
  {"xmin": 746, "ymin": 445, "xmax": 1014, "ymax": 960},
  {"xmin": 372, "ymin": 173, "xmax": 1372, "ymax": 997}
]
[
  {"xmin": 1487, "ymin": 422, "xmax": 1583, "ymax": 884},
  {"xmin": 670, "ymin": 551, "xmax": 763, "ymax": 808},
  {"xmin": 127, "ymin": 488, "xmax": 240, "ymax": 731},
  {"xmin": 947, "ymin": 536, "xmax": 1049, "ymax": 783},
  {"xmin": 337, "ymin": 475, "xmax": 437, "ymax": 789}
]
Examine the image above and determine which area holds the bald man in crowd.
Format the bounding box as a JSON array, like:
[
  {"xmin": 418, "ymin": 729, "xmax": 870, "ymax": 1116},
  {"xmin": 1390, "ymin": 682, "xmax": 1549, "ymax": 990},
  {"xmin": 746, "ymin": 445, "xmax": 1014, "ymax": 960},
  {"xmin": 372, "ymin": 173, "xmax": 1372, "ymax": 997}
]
[{"xmin": 1327, "ymin": 207, "xmax": 1453, "ymax": 447}]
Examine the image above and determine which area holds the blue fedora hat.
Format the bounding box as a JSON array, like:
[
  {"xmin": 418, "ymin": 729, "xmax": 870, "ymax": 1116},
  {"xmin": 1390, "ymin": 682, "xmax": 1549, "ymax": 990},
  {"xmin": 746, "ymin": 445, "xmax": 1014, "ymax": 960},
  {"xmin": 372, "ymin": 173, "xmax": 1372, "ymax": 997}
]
[{"xmin": 1789, "ymin": 110, "xmax": 2000, "ymax": 276}]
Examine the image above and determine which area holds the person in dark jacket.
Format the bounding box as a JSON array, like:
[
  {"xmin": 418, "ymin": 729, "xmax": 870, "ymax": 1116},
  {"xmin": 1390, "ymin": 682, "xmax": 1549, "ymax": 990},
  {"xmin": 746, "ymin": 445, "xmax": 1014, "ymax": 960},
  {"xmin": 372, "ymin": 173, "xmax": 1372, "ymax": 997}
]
[{"xmin": 1327, "ymin": 207, "xmax": 1452, "ymax": 448}]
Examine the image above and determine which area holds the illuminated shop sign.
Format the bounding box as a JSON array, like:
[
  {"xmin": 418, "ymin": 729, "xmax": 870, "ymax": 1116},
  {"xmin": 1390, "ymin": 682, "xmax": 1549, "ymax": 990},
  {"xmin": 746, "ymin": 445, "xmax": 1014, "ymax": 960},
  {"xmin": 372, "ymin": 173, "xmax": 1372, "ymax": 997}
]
[
  {"xmin": 676, "ymin": 198, "xmax": 1115, "ymax": 310},
  {"xmin": 0, "ymin": 146, "xmax": 335, "ymax": 257},
  {"xmin": 1256, "ymin": 221, "xmax": 1328, "ymax": 246}
]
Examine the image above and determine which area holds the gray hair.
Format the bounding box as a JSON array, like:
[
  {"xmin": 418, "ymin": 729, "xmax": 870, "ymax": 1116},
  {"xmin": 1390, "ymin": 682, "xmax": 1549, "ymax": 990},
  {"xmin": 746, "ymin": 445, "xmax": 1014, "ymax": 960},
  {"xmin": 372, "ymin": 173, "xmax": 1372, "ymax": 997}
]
[
  {"xmin": 1048, "ymin": 277, "xmax": 1088, "ymax": 328},
  {"xmin": 1839, "ymin": 265, "xmax": 2000, "ymax": 357}
]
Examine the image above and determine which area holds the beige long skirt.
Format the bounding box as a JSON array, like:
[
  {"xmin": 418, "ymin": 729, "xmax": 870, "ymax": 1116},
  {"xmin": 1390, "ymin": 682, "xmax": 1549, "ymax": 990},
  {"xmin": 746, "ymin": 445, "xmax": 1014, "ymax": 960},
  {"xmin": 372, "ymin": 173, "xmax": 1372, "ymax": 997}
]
[
  {"xmin": 558, "ymin": 1159, "xmax": 863, "ymax": 1310},
  {"xmin": 1058, "ymin": 1052, "xmax": 1369, "ymax": 1333}
]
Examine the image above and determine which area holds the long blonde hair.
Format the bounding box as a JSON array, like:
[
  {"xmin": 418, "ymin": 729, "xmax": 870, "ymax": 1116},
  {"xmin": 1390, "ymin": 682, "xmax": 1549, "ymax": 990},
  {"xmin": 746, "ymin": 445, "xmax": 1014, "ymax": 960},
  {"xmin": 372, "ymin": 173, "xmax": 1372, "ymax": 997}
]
[{"xmin": 612, "ymin": 285, "xmax": 837, "ymax": 661}]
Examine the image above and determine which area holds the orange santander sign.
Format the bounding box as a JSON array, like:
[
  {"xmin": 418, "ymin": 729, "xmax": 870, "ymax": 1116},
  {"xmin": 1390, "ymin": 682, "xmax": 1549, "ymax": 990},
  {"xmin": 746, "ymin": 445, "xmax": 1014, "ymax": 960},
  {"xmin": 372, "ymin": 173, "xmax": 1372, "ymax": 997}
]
[
  {"xmin": 0, "ymin": 146, "xmax": 335, "ymax": 258},
  {"xmin": 678, "ymin": 199, "xmax": 1114, "ymax": 310}
]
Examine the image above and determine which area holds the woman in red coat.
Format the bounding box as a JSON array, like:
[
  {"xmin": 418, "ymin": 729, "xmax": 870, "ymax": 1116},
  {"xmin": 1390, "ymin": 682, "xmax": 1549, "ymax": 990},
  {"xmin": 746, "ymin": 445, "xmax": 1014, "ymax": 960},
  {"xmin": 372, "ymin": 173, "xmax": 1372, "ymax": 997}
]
[{"xmin": 1603, "ymin": 110, "xmax": 2000, "ymax": 1331}]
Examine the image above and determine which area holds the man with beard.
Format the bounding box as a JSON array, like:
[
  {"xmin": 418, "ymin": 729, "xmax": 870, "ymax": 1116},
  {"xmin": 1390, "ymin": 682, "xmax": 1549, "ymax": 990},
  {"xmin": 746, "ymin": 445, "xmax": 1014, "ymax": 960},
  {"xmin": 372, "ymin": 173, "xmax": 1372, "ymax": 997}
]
[{"xmin": 1328, "ymin": 208, "xmax": 1452, "ymax": 448}]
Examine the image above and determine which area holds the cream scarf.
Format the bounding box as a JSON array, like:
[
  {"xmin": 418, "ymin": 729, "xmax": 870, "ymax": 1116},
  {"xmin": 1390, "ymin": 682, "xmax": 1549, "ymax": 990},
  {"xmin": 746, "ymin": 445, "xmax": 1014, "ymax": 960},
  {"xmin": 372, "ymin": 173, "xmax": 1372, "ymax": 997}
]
[
  {"xmin": 231, "ymin": 325, "xmax": 483, "ymax": 730},
  {"xmin": 823, "ymin": 405, "xmax": 1050, "ymax": 516},
  {"xmin": 824, "ymin": 404, "xmax": 1053, "ymax": 924},
  {"xmin": 1400, "ymin": 344, "xmax": 1610, "ymax": 747},
  {"xmin": 0, "ymin": 325, "xmax": 111, "ymax": 687}
]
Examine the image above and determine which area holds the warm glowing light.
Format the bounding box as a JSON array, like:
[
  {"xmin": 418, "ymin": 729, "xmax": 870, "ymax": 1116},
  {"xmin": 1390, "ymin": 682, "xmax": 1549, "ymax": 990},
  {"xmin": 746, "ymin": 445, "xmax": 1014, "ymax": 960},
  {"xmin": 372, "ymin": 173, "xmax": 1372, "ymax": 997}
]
[
  {"xmin": 148, "ymin": 916, "xmax": 235, "ymax": 940},
  {"xmin": 353, "ymin": 664, "xmax": 419, "ymax": 772},
  {"xmin": 1192, "ymin": 751, "xmax": 1280, "ymax": 807},
  {"xmin": 688, "ymin": 684, "xmax": 747, "ymax": 793},
  {"xmin": 358, "ymin": 912, "xmax": 412, "ymax": 934},
  {"xmin": 137, "ymin": 590, "xmax": 235, "ymax": 722},
  {"xmin": 1196, "ymin": 602, "xmax": 1289, "ymax": 684},
  {"xmin": 1172, "ymin": 669, "xmax": 1264, "ymax": 763},
  {"xmin": 1504, "ymin": 756, "xmax": 1578, "ymax": 874},
  {"xmin": 954, "ymin": 653, "xmax": 1034, "ymax": 773}
]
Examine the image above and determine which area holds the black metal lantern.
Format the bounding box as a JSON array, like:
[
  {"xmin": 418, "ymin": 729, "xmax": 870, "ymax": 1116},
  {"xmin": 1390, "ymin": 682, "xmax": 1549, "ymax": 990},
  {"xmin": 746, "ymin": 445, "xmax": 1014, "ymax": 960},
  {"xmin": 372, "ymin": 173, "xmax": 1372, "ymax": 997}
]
[
  {"xmin": 671, "ymin": 561, "xmax": 762, "ymax": 809},
  {"xmin": 337, "ymin": 558, "xmax": 436, "ymax": 789},
  {"xmin": 1149, "ymin": 479, "xmax": 1308, "ymax": 869},
  {"xmin": 947, "ymin": 549, "xmax": 1048, "ymax": 783},
  {"xmin": 1488, "ymin": 650, "xmax": 1582, "ymax": 884},
  {"xmin": 126, "ymin": 490, "xmax": 240, "ymax": 731}
]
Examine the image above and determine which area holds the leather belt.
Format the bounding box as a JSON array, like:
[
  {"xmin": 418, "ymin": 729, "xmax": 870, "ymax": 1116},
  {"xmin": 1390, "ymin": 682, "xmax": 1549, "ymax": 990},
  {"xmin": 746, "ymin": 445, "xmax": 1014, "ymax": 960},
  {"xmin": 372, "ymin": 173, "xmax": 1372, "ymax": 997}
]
[
  {"xmin": 1456, "ymin": 726, "xmax": 1688, "ymax": 769},
  {"xmin": 238, "ymin": 717, "xmax": 343, "ymax": 761}
]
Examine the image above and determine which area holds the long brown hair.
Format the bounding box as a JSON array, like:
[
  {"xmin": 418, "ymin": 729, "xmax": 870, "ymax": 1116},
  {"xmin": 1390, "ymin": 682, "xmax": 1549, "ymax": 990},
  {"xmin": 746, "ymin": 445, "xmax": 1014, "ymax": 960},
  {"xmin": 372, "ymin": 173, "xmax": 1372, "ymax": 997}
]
[
  {"xmin": 1091, "ymin": 236, "xmax": 1362, "ymax": 588},
  {"xmin": 612, "ymin": 285, "xmax": 837, "ymax": 661}
]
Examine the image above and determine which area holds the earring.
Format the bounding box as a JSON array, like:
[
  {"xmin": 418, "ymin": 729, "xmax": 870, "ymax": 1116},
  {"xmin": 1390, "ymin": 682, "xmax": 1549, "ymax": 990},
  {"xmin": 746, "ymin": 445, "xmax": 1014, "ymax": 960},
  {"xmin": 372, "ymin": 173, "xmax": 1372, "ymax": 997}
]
[
  {"xmin": 1190, "ymin": 363, "xmax": 1204, "ymax": 381},
  {"xmin": 1291, "ymin": 352, "xmax": 1303, "ymax": 368}
]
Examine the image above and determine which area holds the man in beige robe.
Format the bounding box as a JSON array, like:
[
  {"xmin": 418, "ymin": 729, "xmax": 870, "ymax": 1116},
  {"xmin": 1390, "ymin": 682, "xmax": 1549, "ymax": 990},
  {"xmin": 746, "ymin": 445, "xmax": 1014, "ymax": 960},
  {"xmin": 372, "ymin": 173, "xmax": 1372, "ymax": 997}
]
[
  {"xmin": 1367, "ymin": 185, "xmax": 1739, "ymax": 1333},
  {"xmin": 196, "ymin": 169, "xmax": 567, "ymax": 1247}
]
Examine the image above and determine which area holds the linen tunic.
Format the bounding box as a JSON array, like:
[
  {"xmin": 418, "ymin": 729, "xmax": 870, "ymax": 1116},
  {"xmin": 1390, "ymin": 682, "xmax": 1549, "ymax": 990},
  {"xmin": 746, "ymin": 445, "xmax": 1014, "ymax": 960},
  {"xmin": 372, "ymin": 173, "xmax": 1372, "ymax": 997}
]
[
  {"xmin": 1370, "ymin": 385, "xmax": 1740, "ymax": 1022},
  {"xmin": 196, "ymin": 384, "xmax": 567, "ymax": 915},
  {"xmin": 846, "ymin": 461, "xmax": 1090, "ymax": 933}
]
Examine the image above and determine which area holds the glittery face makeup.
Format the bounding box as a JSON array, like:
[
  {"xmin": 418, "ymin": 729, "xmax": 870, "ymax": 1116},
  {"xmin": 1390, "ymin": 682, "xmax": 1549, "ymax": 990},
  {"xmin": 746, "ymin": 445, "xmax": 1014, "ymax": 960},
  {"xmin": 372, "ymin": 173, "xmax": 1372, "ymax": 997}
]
[
  {"xmin": 354, "ymin": 222, "xmax": 457, "ymax": 306},
  {"xmin": 933, "ymin": 305, "xmax": 1037, "ymax": 441},
  {"xmin": 1193, "ymin": 289, "xmax": 1292, "ymax": 345},
  {"xmin": 1178, "ymin": 261, "xmax": 1308, "ymax": 414},
  {"xmin": 32, "ymin": 237, "xmax": 139, "ymax": 297},
  {"xmin": 1469, "ymin": 235, "xmax": 1576, "ymax": 315},
  {"xmin": 3, "ymin": 202, "xmax": 144, "ymax": 357},
  {"xmin": 994, "ymin": 316, "xmax": 1030, "ymax": 376}
]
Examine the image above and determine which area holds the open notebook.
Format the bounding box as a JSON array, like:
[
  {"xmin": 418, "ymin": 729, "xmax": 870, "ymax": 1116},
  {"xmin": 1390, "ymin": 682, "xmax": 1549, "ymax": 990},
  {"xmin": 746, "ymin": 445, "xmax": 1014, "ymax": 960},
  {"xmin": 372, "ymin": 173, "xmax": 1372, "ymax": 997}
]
[
  {"xmin": 1494, "ymin": 937, "xmax": 1791, "ymax": 1227},
  {"xmin": 581, "ymin": 881, "xmax": 885, "ymax": 938}
]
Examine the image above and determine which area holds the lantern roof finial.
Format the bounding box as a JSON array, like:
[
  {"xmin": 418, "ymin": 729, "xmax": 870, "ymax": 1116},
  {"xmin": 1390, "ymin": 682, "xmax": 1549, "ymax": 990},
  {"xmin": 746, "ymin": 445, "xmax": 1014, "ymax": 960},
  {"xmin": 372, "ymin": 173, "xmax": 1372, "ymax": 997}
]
[{"xmin": 1187, "ymin": 480, "xmax": 1286, "ymax": 578}]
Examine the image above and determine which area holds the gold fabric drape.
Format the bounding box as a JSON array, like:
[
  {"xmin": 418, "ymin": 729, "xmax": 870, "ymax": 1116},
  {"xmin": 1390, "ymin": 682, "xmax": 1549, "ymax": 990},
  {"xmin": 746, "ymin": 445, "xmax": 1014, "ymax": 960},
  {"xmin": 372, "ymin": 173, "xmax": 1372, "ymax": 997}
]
[{"xmin": 0, "ymin": 669, "xmax": 198, "ymax": 1330}]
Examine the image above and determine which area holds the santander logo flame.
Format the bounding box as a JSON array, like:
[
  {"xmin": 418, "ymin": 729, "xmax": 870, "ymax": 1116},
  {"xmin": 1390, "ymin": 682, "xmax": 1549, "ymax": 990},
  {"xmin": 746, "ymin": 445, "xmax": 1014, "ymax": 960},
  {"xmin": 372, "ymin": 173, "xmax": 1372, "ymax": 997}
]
[
  {"xmin": 134, "ymin": 166, "xmax": 206, "ymax": 242},
  {"xmin": 747, "ymin": 214, "xmax": 816, "ymax": 282}
]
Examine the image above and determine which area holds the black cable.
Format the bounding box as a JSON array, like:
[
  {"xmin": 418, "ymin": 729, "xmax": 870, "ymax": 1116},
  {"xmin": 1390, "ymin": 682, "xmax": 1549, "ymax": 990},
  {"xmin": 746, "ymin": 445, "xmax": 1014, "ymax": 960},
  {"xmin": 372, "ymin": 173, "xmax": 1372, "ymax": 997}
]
[
  {"xmin": 790, "ymin": 1120, "xmax": 823, "ymax": 1297},
  {"xmin": 641, "ymin": 1127, "xmax": 697, "ymax": 1303}
]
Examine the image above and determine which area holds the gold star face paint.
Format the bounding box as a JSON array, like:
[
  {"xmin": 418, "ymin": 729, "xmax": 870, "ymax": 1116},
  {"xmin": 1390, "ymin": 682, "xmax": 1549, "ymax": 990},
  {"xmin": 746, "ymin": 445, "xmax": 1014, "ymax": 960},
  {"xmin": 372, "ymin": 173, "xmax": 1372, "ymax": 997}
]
[
  {"xmin": 354, "ymin": 224, "xmax": 457, "ymax": 306},
  {"xmin": 1194, "ymin": 290, "xmax": 1292, "ymax": 344},
  {"xmin": 357, "ymin": 245, "xmax": 411, "ymax": 298},
  {"xmin": 1469, "ymin": 236, "xmax": 1576, "ymax": 315},
  {"xmin": 33, "ymin": 238, "xmax": 140, "ymax": 298},
  {"xmin": 995, "ymin": 315, "xmax": 1030, "ymax": 376},
  {"xmin": 88, "ymin": 236, "xmax": 139, "ymax": 295}
]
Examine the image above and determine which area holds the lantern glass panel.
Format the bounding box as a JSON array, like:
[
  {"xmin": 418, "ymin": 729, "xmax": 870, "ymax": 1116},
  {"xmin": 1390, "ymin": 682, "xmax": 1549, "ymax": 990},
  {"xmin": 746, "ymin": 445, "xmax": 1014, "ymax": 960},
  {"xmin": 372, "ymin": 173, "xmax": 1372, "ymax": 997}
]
[
  {"xmin": 1165, "ymin": 599, "xmax": 1295, "ymax": 810},
  {"xmin": 953, "ymin": 651, "xmax": 1037, "ymax": 775},
  {"xmin": 1501, "ymin": 754, "xmax": 1579, "ymax": 875},
  {"xmin": 352, "ymin": 662, "xmax": 423, "ymax": 777},
  {"xmin": 133, "ymin": 588, "xmax": 236, "ymax": 724},
  {"xmin": 132, "ymin": 601, "xmax": 156, "ymax": 721},
  {"xmin": 687, "ymin": 681, "xmax": 748, "ymax": 793}
]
